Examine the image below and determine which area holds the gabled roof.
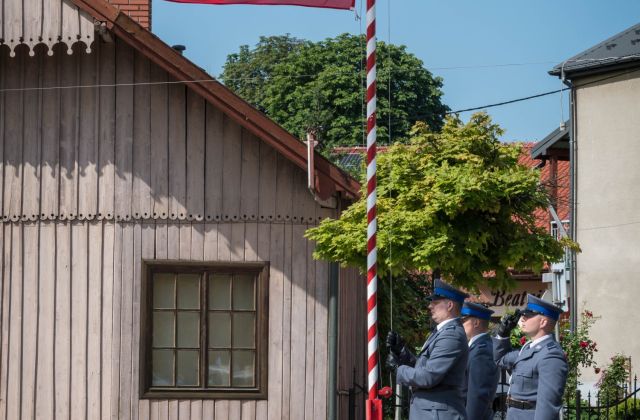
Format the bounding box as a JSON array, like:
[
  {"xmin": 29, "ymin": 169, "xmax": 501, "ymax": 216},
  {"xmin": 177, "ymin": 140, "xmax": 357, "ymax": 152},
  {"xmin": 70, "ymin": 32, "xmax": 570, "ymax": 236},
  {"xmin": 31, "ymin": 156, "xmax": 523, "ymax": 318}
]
[
  {"xmin": 70, "ymin": 0, "xmax": 360, "ymax": 200},
  {"xmin": 550, "ymin": 22, "xmax": 640, "ymax": 78},
  {"xmin": 530, "ymin": 121, "xmax": 569, "ymax": 161}
]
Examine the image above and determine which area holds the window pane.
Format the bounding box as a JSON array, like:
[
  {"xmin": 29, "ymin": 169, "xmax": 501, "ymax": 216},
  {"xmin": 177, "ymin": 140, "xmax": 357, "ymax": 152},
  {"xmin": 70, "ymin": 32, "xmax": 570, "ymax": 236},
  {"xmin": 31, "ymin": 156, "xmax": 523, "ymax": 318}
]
[
  {"xmin": 152, "ymin": 350, "xmax": 174, "ymax": 386},
  {"xmin": 176, "ymin": 350, "xmax": 199, "ymax": 386},
  {"xmin": 233, "ymin": 275, "xmax": 255, "ymax": 310},
  {"xmin": 153, "ymin": 273, "xmax": 174, "ymax": 309},
  {"xmin": 232, "ymin": 313, "xmax": 255, "ymax": 348},
  {"xmin": 177, "ymin": 312, "xmax": 199, "ymax": 348},
  {"xmin": 232, "ymin": 350, "xmax": 255, "ymax": 387},
  {"xmin": 209, "ymin": 275, "xmax": 231, "ymax": 310},
  {"xmin": 208, "ymin": 350, "xmax": 230, "ymax": 387},
  {"xmin": 153, "ymin": 312, "xmax": 174, "ymax": 347},
  {"xmin": 208, "ymin": 312, "xmax": 231, "ymax": 348},
  {"xmin": 177, "ymin": 274, "xmax": 200, "ymax": 309}
]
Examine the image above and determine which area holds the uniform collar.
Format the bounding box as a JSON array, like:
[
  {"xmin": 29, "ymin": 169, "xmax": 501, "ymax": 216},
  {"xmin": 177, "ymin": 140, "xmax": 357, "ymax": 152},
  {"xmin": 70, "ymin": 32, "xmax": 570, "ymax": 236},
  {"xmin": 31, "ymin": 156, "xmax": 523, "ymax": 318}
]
[
  {"xmin": 528, "ymin": 334, "xmax": 553, "ymax": 348},
  {"xmin": 469, "ymin": 332, "xmax": 488, "ymax": 348},
  {"xmin": 436, "ymin": 317, "xmax": 459, "ymax": 331}
]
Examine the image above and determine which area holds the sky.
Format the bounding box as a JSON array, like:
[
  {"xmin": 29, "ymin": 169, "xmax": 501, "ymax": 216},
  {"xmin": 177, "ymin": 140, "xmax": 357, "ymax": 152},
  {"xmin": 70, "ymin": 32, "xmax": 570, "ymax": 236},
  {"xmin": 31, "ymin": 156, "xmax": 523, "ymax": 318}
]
[{"xmin": 151, "ymin": 0, "xmax": 640, "ymax": 142}]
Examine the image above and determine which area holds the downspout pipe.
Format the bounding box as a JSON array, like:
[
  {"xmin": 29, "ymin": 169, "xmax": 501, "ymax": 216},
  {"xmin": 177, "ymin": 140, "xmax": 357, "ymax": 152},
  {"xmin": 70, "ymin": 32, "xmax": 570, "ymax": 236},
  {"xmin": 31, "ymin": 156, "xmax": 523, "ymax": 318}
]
[
  {"xmin": 565, "ymin": 75, "xmax": 578, "ymax": 332},
  {"xmin": 327, "ymin": 261, "xmax": 339, "ymax": 420}
]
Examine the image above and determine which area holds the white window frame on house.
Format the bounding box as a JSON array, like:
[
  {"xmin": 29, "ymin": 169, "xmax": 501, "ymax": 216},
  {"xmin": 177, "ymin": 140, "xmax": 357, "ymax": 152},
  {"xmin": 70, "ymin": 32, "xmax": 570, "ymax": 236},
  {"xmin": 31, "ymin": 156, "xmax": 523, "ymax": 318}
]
[
  {"xmin": 550, "ymin": 220, "xmax": 570, "ymax": 240},
  {"xmin": 139, "ymin": 261, "xmax": 269, "ymax": 399}
]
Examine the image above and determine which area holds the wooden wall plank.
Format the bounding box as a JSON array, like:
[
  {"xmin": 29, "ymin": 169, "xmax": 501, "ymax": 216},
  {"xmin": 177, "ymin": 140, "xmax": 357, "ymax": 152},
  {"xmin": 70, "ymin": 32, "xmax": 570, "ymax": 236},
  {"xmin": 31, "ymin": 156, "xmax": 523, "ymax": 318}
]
[
  {"xmin": 55, "ymin": 222, "xmax": 71, "ymax": 420},
  {"xmin": 240, "ymin": 132, "xmax": 260, "ymax": 222},
  {"xmin": 111, "ymin": 223, "xmax": 124, "ymax": 420},
  {"xmin": 202, "ymin": 401, "xmax": 214, "ymax": 420},
  {"xmin": 191, "ymin": 223, "xmax": 204, "ymax": 261},
  {"xmin": 88, "ymin": 222, "xmax": 104, "ymax": 419},
  {"xmin": 3, "ymin": 47, "xmax": 23, "ymax": 221},
  {"xmin": 186, "ymin": 90, "xmax": 205, "ymax": 222},
  {"xmin": 257, "ymin": 144, "xmax": 276, "ymax": 223},
  {"xmin": 303, "ymin": 222, "xmax": 317, "ymax": 420},
  {"xmin": 71, "ymin": 222, "xmax": 88, "ymax": 420},
  {"xmin": 6, "ymin": 219, "xmax": 23, "ymax": 419},
  {"xmin": 313, "ymin": 259, "xmax": 329, "ymax": 419},
  {"xmin": 221, "ymin": 117, "xmax": 241, "ymax": 223},
  {"xmin": 40, "ymin": 45, "xmax": 60, "ymax": 220},
  {"xmin": 168, "ymin": 82, "xmax": 186, "ymax": 221},
  {"xmin": 255, "ymin": 222, "xmax": 270, "ymax": 420},
  {"xmin": 58, "ymin": 48, "xmax": 78, "ymax": 220},
  {"xmin": 114, "ymin": 39, "xmax": 134, "ymax": 222},
  {"xmin": 204, "ymin": 106, "xmax": 223, "ymax": 220},
  {"xmin": 141, "ymin": 223, "xmax": 155, "ymax": 420},
  {"xmin": 131, "ymin": 224, "xmax": 143, "ymax": 420},
  {"xmin": 229, "ymin": 401, "xmax": 241, "ymax": 420},
  {"xmin": 267, "ymin": 223, "xmax": 283, "ymax": 420},
  {"xmin": 119, "ymin": 224, "xmax": 135, "ymax": 420},
  {"xmin": 190, "ymin": 400, "xmax": 202, "ymax": 420},
  {"xmin": 21, "ymin": 224, "xmax": 39, "ymax": 420},
  {"xmin": 102, "ymin": 222, "xmax": 116, "ymax": 420},
  {"xmin": 21, "ymin": 48, "xmax": 41, "ymax": 222},
  {"xmin": 288, "ymin": 224, "xmax": 307, "ymax": 420},
  {"xmin": 149, "ymin": 67, "xmax": 169, "ymax": 220},
  {"xmin": 0, "ymin": 49, "xmax": 5, "ymax": 217},
  {"xmin": 169, "ymin": 400, "xmax": 178, "ymax": 420},
  {"xmin": 132, "ymin": 53, "xmax": 152, "ymax": 220},
  {"xmin": 0, "ymin": 225, "xmax": 8, "ymax": 418},
  {"xmin": 275, "ymin": 156, "xmax": 293, "ymax": 223},
  {"xmin": 98, "ymin": 39, "xmax": 116, "ymax": 220},
  {"xmin": 77, "ymin": 48, "xmax": 98, "ymax": 220},
  {"xmin": 178, "ymin": 400, "xmax": 190, "ymax": 420},
  {"xmin": 280, "ymin": 224, "xmax": 293, "ymax": 420}
]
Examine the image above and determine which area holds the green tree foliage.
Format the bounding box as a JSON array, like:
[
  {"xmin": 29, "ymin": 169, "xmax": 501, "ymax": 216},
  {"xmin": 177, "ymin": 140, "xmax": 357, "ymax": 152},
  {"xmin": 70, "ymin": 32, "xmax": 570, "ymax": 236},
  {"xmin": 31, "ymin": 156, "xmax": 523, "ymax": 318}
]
[
  {"xmin": 306, "ymin": 113, "xmax": 567, "ymax": 290},
  {"xmin": 221, "ymin": 33, "xmax": 448, "ymax": 152}
]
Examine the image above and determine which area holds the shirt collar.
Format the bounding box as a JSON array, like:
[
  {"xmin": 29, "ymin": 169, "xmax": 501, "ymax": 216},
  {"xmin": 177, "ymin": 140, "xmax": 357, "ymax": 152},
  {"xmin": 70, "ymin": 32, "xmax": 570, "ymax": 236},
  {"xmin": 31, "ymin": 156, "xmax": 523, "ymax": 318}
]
[
  {"xmin": 436, "ymin": 317, "xmax": 459, "ymax": 331},
  {"xmin": 468, "ymin": 332, "xmax": 488, "ymax": 347},
  {"xmin": 527, "ymin": 334, "xmax": 553, "ymax": 349}
]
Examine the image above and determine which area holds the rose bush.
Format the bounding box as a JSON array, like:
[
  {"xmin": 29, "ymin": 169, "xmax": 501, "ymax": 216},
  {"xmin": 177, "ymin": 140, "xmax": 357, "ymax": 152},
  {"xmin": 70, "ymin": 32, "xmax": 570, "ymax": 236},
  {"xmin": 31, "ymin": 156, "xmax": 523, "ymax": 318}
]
[{"xmin": 560, "ymin": 309, "xmax": 600, "ymax": 404}]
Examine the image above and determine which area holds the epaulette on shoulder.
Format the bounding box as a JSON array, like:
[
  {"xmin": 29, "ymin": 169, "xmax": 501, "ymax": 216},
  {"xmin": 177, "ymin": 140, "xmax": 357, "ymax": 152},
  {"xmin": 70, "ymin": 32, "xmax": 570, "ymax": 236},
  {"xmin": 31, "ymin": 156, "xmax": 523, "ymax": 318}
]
[
  {"xmin": 546, "ymin": 341, "xmax": 559, "ymax": 350},
  {"xmin": 477, "ymin": 342, "xmax": 487, "ymax": 348}
]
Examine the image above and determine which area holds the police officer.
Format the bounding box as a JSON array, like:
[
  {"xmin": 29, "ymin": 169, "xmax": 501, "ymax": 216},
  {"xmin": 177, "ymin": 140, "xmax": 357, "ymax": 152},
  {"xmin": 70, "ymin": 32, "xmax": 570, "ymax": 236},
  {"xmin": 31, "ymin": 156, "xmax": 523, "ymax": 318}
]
[
  {"xmin": 493, "ymin": 294, "xmax": 568, "ymax": 420},
  {"xmin": 386, "ymin": 279, "xmax": 469, "ymax": 420},
  {"xmin": 461, "ymin": 302, "xmax": 499, "ymax": 420}
]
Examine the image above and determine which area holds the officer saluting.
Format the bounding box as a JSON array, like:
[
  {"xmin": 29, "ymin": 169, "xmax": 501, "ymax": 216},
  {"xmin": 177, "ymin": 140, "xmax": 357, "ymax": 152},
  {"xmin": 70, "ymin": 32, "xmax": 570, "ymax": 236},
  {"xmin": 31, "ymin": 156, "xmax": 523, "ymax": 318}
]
[
  {"xmin": 461, "ymin": 302, "xmax": 499, "ymax": 420},
  {"xmin": 386, "ymin": 279, "xmax": 469, "ymax": 420},
  {"xmin": 493, "ymin": 294, "xmax": 568, "ymax": 420}
]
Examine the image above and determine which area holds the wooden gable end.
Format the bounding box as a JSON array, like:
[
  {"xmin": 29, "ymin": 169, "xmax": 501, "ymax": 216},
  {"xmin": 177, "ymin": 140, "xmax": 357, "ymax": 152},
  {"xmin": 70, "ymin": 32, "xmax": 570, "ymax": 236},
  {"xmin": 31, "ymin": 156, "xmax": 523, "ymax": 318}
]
[
  {"xmin": 0, "ymin": 36, "xmax": 333, "ymax": 224},
  {"xmin": 0, "ymin": 0, "xmax": 95, "ymax": 57}
]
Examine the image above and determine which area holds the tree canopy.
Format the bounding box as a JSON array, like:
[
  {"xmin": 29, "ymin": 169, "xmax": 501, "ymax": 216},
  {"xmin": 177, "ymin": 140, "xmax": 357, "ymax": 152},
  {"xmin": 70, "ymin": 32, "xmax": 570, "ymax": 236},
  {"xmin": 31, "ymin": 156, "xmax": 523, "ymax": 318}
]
[
  {"xmin": 305, "ymin": 113, "xmax": 569, "ymax": 290},
  {"xmin": 221, "ymin": 33, "xmax": 448, "ymax": 152}
]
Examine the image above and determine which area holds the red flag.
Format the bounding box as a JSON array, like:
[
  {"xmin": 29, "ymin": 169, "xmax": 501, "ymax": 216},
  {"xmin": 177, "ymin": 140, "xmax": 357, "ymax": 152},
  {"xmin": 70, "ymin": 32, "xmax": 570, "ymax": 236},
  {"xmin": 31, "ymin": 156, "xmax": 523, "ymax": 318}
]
[{"xmin": 166, "ymin": 0, "xmax": 354, "ymax": 9}]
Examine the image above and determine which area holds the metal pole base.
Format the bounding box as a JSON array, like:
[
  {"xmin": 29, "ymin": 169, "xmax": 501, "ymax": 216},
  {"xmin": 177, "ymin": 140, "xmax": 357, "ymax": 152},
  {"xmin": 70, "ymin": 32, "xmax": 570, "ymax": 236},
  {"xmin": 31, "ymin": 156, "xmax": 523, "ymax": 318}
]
[{"xmin": 366, "ymin": 398, "xmax": 383, "ymax": 420}]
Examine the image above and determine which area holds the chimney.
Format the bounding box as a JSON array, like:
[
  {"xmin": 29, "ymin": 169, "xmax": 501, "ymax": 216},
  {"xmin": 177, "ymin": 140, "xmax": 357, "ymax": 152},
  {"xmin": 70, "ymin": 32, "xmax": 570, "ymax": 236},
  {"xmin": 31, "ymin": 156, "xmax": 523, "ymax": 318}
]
[{"xmin": 107, "ymin": 0, "xmax": 151, "ymax": 30}]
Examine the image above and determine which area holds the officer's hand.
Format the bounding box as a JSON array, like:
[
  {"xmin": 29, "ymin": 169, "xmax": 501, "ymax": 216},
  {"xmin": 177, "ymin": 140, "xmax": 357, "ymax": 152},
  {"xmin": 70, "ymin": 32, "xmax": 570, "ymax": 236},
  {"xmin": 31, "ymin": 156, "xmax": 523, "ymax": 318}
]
[
  {"xmin": 385, "ymin": 331, "xmax": 405, "ymax": 356},
  {"xmin": 496, "ymin": 310, "xmax": 521, "ymax": 337},
  {"xmin": 385, "ymin": 352, "xmax": 400, "ymax": 370}
]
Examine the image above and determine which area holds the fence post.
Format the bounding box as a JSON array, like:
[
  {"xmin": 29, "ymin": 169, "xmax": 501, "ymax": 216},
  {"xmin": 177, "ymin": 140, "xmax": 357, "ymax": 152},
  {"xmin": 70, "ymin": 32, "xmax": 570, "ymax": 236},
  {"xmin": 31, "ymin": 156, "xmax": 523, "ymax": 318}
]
[{"xmin": 575, "ymin": 389, "xmax": 581, "ymax": 419}]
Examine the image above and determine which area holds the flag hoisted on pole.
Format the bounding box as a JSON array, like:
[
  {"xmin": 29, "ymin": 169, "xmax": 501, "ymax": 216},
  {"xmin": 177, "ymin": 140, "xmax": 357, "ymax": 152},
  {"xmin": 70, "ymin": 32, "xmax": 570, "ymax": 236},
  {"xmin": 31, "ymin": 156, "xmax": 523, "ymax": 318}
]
[
  {"xmin": 166, "ymin": 0, "xmax": 354, "ymax": 10},
  {"xmin": 364, "ymin": 0, "xmax": 381, "ymax": 419}
]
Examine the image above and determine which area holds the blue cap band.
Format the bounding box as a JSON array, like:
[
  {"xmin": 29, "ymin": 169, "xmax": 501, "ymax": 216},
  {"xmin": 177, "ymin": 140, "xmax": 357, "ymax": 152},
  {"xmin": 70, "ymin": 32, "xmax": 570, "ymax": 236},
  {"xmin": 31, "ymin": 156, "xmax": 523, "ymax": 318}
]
[
  {"xmin": 461, "ymin": 306, "xmax": 492, "ymax": 320},
  {"xmin": 527, "ymin": 302, "xmax": 560, "ymax": 320},
  {"xmin": 434, "ymin": 287, "xmax": 465, "ymax": 303}
]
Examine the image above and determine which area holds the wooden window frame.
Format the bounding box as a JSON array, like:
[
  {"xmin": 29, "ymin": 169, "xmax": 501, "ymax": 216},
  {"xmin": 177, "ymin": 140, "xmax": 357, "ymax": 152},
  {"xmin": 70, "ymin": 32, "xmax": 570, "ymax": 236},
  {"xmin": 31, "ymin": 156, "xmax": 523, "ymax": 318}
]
[{"xmin": 140, "ymin": 261, "xmax": 269, "ymax": 400}]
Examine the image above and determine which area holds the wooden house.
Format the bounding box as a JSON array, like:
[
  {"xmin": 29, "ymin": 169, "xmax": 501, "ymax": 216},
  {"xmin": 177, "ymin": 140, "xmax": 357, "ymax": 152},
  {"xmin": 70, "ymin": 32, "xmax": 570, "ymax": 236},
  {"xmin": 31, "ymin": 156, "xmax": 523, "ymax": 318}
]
[{"xmin": 0, "ymin": 0, "xmax": 368, "ymax": 418}]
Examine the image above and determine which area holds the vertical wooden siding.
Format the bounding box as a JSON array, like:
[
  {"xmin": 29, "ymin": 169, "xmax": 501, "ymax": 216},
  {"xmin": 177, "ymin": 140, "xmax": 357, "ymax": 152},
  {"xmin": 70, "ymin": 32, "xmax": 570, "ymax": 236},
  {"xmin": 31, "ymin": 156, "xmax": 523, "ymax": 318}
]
[
  {"xmin": 0, "ymin": 218, "xmax": 336, "ymax": 420},
  {"xmin": 0, "ymin": 38, "xmax": 357, "ymax": 420},
  {"xmin": 337, "ymin": 267, "xmax": 367, "ymax": 420},
  {"xmin": 0, "ymin": 39, "xmax": 323, "ymax": 225}
]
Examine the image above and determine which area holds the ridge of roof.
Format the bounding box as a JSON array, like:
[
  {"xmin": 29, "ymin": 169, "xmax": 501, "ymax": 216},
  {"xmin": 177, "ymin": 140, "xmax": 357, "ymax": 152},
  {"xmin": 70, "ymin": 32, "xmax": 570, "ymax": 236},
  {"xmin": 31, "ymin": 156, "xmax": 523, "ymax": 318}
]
[
  {"xmin": 70, "ymin": 0, "xmax": 360, "ymax": 200},
  {"xmin": 550, "ymin": 22, "xmax": 640, "ymax": 77}
]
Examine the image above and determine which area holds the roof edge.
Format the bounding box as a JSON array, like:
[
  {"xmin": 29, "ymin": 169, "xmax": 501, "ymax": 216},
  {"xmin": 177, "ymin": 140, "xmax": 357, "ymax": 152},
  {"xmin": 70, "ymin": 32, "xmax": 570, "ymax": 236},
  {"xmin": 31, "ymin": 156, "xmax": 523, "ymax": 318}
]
[{"xmin": 71, "ymin": 0, "xmax": 360, "ymax": 200}]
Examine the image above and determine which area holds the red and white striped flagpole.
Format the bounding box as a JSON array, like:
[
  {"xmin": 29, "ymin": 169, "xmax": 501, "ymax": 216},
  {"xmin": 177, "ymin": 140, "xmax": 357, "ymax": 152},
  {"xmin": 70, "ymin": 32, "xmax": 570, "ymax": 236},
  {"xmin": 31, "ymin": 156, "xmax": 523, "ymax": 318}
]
[{"xmin": 365, "ymin": 0, "xmax": 381, "ymax": 418}]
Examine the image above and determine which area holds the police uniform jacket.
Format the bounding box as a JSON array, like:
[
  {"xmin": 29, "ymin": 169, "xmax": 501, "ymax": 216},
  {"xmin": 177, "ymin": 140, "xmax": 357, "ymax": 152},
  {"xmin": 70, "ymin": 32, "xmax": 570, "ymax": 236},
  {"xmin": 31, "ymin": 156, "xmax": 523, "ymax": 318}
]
[
  {"xmin": 493, "ymin": 335, "xmax": 568, "ymax": 420},
  {"xmin": 396, "ymin": 318, "xmax": 469, "ymax": 420},
  {"xmin": 463, "ymin": 333, "xmax": 499, "ymax": 420}
]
